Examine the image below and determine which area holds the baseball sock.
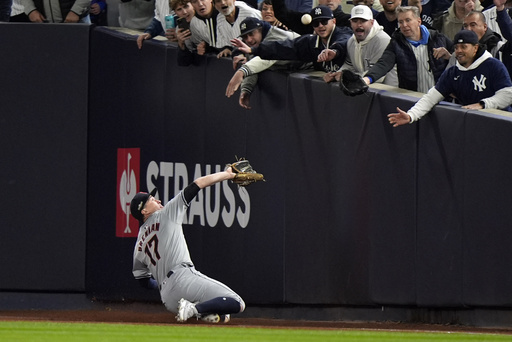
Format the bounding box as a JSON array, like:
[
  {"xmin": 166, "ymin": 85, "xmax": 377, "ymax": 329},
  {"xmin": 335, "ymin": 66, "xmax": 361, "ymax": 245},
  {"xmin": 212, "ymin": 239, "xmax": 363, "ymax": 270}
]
[{"xmin": 195, "ymin": 297, "xmax": 241, "ymax": 315}]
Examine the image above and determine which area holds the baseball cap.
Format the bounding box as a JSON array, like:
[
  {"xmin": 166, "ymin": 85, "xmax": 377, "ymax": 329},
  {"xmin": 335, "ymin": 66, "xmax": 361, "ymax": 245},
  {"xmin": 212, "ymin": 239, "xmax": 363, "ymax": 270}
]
[
  {"xmin": 454, "ymin": 30, "xmax": 479, "ymax": 45},
  {"xmin": 240, "ymin": 17, "xmax": 263, "ymax": 36},
  {"xmin": 310, "ymin": 6, "xmax": 333, "ymax": 21},
  {"xmin": 130, "ymin": 188, "xmax": 157, "ymax": 224},
  {"xmin": 350, "ymin": 5, "xmax": 373, "ymax": 20}
]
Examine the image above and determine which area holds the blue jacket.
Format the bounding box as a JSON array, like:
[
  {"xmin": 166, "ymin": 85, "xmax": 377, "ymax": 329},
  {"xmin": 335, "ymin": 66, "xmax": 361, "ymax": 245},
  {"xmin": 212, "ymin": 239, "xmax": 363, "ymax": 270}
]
[
  {"xmin": 251, "ymin": 25, "xmax": 353, "ymax": 72},
  {"xmin": 366, "ymin": 28, "xmax": 453, "ymax": 92}
]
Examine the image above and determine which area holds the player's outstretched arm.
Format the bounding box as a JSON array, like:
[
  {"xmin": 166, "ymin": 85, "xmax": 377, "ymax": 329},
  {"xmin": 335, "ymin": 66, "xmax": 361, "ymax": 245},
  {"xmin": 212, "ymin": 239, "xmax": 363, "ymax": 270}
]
[{"xmin": 194, "ymin": 168, "xmax": 236, "ymax": 189}]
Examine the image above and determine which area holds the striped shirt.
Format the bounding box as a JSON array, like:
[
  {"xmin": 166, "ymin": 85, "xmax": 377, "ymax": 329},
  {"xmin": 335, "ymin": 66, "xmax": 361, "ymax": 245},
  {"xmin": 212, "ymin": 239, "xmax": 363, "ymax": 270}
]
[{"xmin": 411, "ymin": 43, "xmax": 435, "ymax": 94}]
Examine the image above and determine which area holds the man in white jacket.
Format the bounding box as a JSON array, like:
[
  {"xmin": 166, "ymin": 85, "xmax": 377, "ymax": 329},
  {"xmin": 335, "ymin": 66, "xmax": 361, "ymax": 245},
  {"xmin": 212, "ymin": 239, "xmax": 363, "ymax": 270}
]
[
  {"xmin": 388, "ymin": 30, "xmax": 512, "ymax": 127},
  {"xmin": 325, "ymin": 5, "xmax": 398, "ymax": 85},
  {"xmin": 215, "ymin": 0, "xmax": 261, "ymax": 57}
]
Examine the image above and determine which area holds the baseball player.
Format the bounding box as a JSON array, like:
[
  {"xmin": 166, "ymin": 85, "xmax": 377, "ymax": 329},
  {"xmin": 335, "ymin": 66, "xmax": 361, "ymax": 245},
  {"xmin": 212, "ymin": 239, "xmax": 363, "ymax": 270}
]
[
  {"xmin": 130, "ymin": 167, "xmax": 245, "ymax": 323},
  {"xmin": 388, "ymin": 30, "xmax": 512, "ymax": 127}
]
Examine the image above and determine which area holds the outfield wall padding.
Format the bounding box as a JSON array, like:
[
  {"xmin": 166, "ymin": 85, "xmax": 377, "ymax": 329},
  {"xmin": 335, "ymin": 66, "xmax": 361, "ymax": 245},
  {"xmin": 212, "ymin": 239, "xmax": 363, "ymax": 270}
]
[
  {"xmin": 3, "ymin": 25, "xmax": 512, "ymax": 312},
  {"xmin": 0, "ymin": 23, "xmax": 89, "ymax": 291}
]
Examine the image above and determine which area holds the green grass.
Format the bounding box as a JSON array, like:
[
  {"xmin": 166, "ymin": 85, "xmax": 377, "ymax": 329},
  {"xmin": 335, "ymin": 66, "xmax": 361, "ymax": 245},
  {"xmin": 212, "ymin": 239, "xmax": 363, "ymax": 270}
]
[{"xmin": 0, "ymin": 321, "xmax": 511, "ymax": 342}]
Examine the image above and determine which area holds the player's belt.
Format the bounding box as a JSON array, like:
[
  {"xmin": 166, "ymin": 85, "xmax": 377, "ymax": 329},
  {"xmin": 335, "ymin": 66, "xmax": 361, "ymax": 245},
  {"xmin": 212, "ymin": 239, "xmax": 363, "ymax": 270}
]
[
  {"xmin": 167, "ymin": 262, "xmax": 194, "ymax": 276},
  {"xmin": 161, "ymin": 263, "xmax": 195, "ymax": 287}
]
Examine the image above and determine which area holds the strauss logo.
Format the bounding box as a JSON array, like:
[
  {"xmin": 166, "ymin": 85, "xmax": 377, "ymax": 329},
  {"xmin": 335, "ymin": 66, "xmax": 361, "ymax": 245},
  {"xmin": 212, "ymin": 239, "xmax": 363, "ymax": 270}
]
[{"xmin": 119, "ymin": 153, "xmax": 137, "ymax": 234}]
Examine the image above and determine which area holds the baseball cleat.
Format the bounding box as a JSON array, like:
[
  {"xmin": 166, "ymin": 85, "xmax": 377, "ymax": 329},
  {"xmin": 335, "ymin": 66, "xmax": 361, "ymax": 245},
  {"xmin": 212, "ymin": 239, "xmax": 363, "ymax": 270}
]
[
  {"xmin": 200, "ymin": 314, "xmax": 220, "ymax": 323},
  {"xmin": 176, "ymin": 298, "xmax": 198, "ymax": 322},
  {"xmin": 200, "ymin": 314, "xmax": 230, "ymax": 323}
]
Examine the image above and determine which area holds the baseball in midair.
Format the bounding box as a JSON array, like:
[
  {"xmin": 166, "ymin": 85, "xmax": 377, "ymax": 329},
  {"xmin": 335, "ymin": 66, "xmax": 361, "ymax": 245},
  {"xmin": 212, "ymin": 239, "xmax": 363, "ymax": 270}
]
[{"xmin": 301, "ymin": 14, "xmax": 312, "ymax": 25}]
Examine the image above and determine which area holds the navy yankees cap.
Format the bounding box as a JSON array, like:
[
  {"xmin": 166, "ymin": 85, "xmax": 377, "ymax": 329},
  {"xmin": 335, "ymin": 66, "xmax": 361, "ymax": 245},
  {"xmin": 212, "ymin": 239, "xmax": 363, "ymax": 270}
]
[
  {"xmin": 240, "ymin": 17, "xmax": 263, "ymax": 36},
  {"xmin": 454, "ymin": 30, "xmax": 479, "ymax": 45},
  {"xmin": 130, "ymin": 188, "xmax": 157, "ymax": 224},
  {"xmin": 310, "ymin": 6, "xmax": 333, "ymax": 21}
]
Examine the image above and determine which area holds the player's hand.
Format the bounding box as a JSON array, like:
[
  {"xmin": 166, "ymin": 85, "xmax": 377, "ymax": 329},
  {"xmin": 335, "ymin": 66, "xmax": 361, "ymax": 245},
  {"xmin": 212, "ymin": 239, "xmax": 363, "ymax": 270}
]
[
  {"xmin": 231, "ymin": 38, "xmax": 252, "ymax": 54},
  {"xmin": 363, "ymin": 76, "xmax": 371, "ymax": 85},
  {"xmin": 217, "ymin": 48, "xmax": 232, "ymax": 59},
  {"xmin": 197, "ymin": 41, "xmax": 207, "ymax": 55},
  {"xmin": 225, "ymin": 166, "xmax": 236, "ymax": 178},
  {"xmin": 232, "ymin": 55, "xmax": 247, "ymax": 70},
  {"xmin": 137, "ymin": 33, "xmax": 152, "ymax": 49},
  {"xmin": 226, "ymin": 70, "xmax": 244, "ymax": 98},
  {"xmin": 462, "ymin": 102, "xmax": 484, "ymax": 110},
  {"xmin": 28, "ymin": 10, "xmax": 46, "ymax": 22},
  {"xmin": 433, "ymin": 47, "xmax": 451, "ymax": 60},
  {"xmin": 64, "ymin": 11, "xmax": 79, "ymax": 23},
  {"xmin": 323, "ymin": 72, "xmax": 337, "ymax": 83},
  {"xmin": 239, "ymin": 92, "xmax": 252, "ymax": 109},
  {"xmin": 165, "ymin": 28, "xmax": 177, "ymax": 42},
  {"xmin": 388, "ymin": 107, "xmax": 411, "ymax": 127}
]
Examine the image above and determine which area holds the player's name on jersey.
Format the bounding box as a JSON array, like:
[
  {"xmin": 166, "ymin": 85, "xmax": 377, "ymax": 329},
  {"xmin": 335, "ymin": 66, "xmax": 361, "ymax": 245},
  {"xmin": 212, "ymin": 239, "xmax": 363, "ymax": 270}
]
[{"xmin": 137, "ymin": 223, "xmax": 160, "ymax": 251}]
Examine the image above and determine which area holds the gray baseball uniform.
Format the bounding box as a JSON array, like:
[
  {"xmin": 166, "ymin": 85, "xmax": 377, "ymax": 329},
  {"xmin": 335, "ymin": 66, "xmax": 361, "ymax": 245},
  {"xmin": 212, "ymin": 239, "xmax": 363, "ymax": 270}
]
[{"xmin": 132, "ymin": 185, "xmax": 244, "ymax": 314}]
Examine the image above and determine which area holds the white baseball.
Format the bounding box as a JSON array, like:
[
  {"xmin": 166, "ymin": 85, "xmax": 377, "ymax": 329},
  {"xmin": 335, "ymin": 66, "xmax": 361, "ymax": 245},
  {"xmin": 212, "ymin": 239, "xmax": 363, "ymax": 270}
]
[{"xmin": 301, "ymin": 14, "xmax": 312, "ymax": 25}]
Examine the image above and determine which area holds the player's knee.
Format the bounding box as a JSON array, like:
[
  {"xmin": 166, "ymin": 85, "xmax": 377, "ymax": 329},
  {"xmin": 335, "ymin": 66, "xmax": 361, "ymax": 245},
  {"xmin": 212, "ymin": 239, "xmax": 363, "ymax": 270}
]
[{"xmin": 238, "ymin": 298, "xmax": 246, "ymax": 313}]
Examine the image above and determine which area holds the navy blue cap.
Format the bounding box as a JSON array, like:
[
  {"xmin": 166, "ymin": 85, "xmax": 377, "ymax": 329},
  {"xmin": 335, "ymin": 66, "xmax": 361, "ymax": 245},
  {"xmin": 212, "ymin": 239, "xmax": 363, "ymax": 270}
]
[
  {"xmin": 310, "ymin": 6, "xmax": 333, "ymax": 21},
  {"xmin": 240, "ymin": 17, "xmax": 263, "ymax": 36},
  {"xmin": 454, "ymin": 30, "xmax": 479, "ymax": 45},
  {"xmin": 130, "ymin": 188, "xmax": 157, "ymax": 223}
]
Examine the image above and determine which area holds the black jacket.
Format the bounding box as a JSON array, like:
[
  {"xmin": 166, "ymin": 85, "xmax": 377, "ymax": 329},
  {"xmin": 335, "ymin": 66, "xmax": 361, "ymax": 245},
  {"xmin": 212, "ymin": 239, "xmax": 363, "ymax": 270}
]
[
  {"xmin": 366, "ymin": 28, "xmax": 453, "ymax": 92},
  {"xmin": 252, "ymin": 25, "xmax": 352, "ymax": 72},
  {"xmin": 271, "ymin": 0, "xmax": 350, "ymax": 35}
]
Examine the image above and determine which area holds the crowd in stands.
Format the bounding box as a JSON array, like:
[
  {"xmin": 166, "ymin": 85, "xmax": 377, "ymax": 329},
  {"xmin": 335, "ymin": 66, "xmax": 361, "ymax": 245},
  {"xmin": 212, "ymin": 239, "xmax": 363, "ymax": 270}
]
[{"xmin": 3, "ymin": 0, "xmax": 512, "ymax": 122}]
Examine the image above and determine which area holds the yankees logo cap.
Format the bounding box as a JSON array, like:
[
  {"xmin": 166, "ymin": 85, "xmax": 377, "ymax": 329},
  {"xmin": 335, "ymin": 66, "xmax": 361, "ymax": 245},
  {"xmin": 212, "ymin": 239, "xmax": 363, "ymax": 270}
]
[
  {"xmin": 454, "ymin": 30, "xmax": 479, "ymax": 45},
  {"xmin": 350, "ymin": 5, "xmax": 373, "ymax": 21},
  {"xmin": 240, "ymin": 17, "xmax": 263, "ymax": 37},
  {"xmin": 310, "ymin": 6, "xmax": 333, "ymax": 21},
  {"xmin": 130, "ymin": 188, "xmax": 158, "ymax": 223}
]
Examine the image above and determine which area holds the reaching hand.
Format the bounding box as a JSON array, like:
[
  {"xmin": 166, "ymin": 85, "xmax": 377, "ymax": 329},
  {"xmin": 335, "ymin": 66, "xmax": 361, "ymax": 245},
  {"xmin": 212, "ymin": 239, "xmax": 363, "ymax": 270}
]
[
  {"xmin": 239, "ymin": 92, "xmax": 252, "ymax": 109},
  {"xmin": 217, "ymin": 48, "xmax": 232, "ymax": 59},
  {"xmin": 231, "ymin": 38, "xmax": 252, "ymax": 54},
  {"xmin": 317, "ymin": 49, "xmax": 337, "ymax": 62},
  {"xmin": 462, "ymin": 102, "xmax": 484, "ymax": 110},
  {"xmin": 232, "ymin": 55, "xmax": 247, "ymax": 70},
  {"xmin": 387, "ymin": 107, "xmax": 411, "ymax": 127},
  {"xmin": 226, "ymin": 70, "xmax": 244, "ymax": 98},
  {"xmin": 137, "ymin": 33, "xmax": 151, "ymax": 50}
]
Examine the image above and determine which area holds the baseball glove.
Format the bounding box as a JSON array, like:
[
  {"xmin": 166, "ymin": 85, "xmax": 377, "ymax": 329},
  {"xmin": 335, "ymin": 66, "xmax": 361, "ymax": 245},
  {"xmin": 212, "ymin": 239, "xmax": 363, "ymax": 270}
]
[
  {"xmin": 227, "ymin": 158, "xmax": 265, "ymax": 186},
  {"xmin": 339, "ymin": 69, "xmax": 368, "ymax": 96}
]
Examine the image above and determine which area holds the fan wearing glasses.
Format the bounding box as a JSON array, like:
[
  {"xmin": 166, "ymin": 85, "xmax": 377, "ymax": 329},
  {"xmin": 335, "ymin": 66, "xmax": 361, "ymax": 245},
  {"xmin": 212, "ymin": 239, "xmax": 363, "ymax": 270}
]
[{"xmin": 231, "ymin": 6, "xmax": 352, "ymax": 73}]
